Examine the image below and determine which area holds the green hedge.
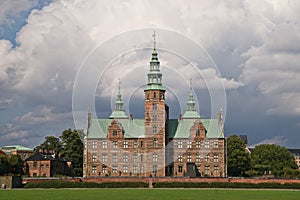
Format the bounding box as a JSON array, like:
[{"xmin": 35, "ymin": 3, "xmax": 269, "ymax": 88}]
[
  {"xmin": 24, "ymin": 181, "xmax": 148, "ymax": 188},
  {"xmin": 153, "ymin": 182, "xmax": 300, "ymax": 189}
]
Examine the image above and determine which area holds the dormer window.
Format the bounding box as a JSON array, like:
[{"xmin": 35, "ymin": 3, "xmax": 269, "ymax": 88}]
[{"xmin": 113, "ymin": 130, "xmax": 117, "ymax": 136}]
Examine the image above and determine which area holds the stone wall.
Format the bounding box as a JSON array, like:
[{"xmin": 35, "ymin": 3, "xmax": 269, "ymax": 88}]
[{"xmin": 0, "ymin": 176, "xmax": 21, "ymax": 189}]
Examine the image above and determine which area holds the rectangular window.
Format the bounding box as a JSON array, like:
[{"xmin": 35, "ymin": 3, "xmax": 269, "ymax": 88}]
[
  {"xmin": 178, "ymin": 165, "xmax": 183, "ymax": 173},
  {"xmin": 123, "ymin": 165, "xmax": 128, "ymax": 173},
  {"xmin": 214, "ymin": 141, "xmax": 219, "ymax": 148},
  {"xmin": 140, "ymin": 166, "xmax": 144, "ymax": 173},
  {"xmin": 153, "ymin": 125, "xmax": 157, "ymax": 134},
  {"xmin": 113, "ymin": 141, "xmax": 118, "ymax": 148},
  {"xmin": 196, "ymin": 141, "xmax": 201, "ymax": 148},
  {"xmin": 112, "ymin": 165, "xmax": 118, "ymax": 173},
  {"xmin": 102, "ymin": 165, "xmax": 107, "ymax": 174},
  {"xmin": 153, "ymin": 165, "xmax": 157, "ymax": 174},
  {"xmin": 140, "ymin": 154, "xmax": 143, "ymax": 162},
  {"xmin": 205, "ymin": 141, "xmax": 210, "ymax": 148},
  {"xmin": 196, "ymin": 154, "xmax": 201, "ymax": 162},
  {"xmin": 140, "ymin": 141, "xmax": 144, "ymax": 148},
  {"xmin": 123, "ymin": 140, "xmax": 128, "ymax": 148},
  {"xmin": 134, "ymin": 140, "xmax": 138, "ymax": 148},
  {"xmin": 153, "ymin": 138, "xmax": 158, "ymax": 148},
  {"xmin": 133, "ymin": 165, "xmax": 138, "ymax": 174},
  {"xmin": 33, "ymin": 161, "xmax": 37, "ymax": 168},
  {"xmin": 153, "ymin": 103, "xmax": 157, "ymax": 110},
  {"xmin": 102, "ymin": 140, "xmax": 107, "ymax": 148},
  {"xmin": 92, "ymin": 141, "xmax": 97, "ymax": 149},
  {"xmin": 113, "ymin": 130, "xmax": 117, "ymax": 136},
  {"xmin": 196, "ymin": 130, "xmax": 200, "ymax": 136},
  {"xmin": 214, "ymin": 165, "xmax": 219, "ymax": 173},
  {"xmin": 178, "ymin": 154, "xmax": 183, "ymax": 162},
  {"xmin": 113, "ymin": 154, "xmax": 118, "ymax": 162},
  {"xmin": 152, "ymin": 115, "xmax": 157, "ymax": 122},
  {"xmin": 133, "ymin": 153, "xmax": 138, "ymax": 162},
  {"xmin": 92, "ymin": 166, "xmax": 97, "ymax": 174},
  {"xmin": 102, "ymin": 154, "xmax": 107, "ymax": 162},
  {"xmin": 214, "ymin": 155, "xmax": 219, "ymax": 163},
  {"xmin": 187, "ymin": 141, "xmax": 192, "ymax": 148},
  {"xmin": 178, "ymin": 141, "xmax": 183, "ymax": 148},
  {"xmin": 123, "ymin": 154, "xmax": 128, "ymax": 162},
  {"xmin": 153, "ymin": 153, "xmax": 158, "ymax": 162},
  {"xmin": 92, "ymin": 154, "xmax": 97, "ymax": 162},
  {"xmin": 205, "ymin": 154, "xmax": 209, "ymax": 162},
  {"xmin": 187, "ymin": 153, "xmax": 192, "ymax": 162},
  {"xmin": 205, "ymin": 165, "xmax": 210, "ymax": 174}
]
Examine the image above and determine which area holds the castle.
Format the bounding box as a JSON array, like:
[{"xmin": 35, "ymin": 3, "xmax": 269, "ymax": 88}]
[{"xmin": 83, "ymin": 34, "xmax": 226, "ymax": 177}]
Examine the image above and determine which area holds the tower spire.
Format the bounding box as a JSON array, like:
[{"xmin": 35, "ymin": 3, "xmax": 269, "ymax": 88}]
[
  {"xmin": 109, "ymin": 79, "xmax": 128, "ymax": 119},
  {"xmin": 146, "ymin": 31, "xmax": 164, "ymax": 91},
  {"xmin": 182, "ymin": 79, "xmax": 200, "ymax": 119},
  {"xmin": 115, "ymin": 78, "xmax": 123, "ymax": 111},
  {"xmin": 187, "ymin": 79, "xmax": 196, "ymax": 111}
]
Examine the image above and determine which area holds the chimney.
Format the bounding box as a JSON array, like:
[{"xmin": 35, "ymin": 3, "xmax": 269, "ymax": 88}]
[
  {"xmin": 218, "ymin": 108, "xmax": 223, "ymax": 125},
  {"xmin": 88, "ymin": 111, "xmax": 92, "ymax": 128},
  {"xmin": 179, "ymin": 114, "xmax": 182, "ymax": 120},
  {"xmin": 130, "ymin": 113, "xmax": 133, "ymax": 120}
]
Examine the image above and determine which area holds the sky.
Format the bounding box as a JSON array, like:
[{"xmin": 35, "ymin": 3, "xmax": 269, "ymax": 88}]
[{"xmin": 0, "ymin": 0, "xmax": 299, "ymax": 148}]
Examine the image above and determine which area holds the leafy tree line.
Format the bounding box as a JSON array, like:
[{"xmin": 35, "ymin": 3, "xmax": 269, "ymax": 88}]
[
  {"xmin": 0, "ymin": 155, "xmax": 24, "ymax": 176},
  {"xmin": 34, "ymin": 129, "xmax": 84, "ymax": 176},
  {"xmin": 227, "ymin": 135, "xmax": 299, "ymax": 178}
]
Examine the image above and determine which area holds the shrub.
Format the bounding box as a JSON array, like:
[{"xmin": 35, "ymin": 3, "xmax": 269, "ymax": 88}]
[
  {"xmin": 24, "ymin": 181, "xmax": 148, "ymax": 188},
  {"xmin": 153, "ymin": 182, "xmax": 300, "ymax": 189}
]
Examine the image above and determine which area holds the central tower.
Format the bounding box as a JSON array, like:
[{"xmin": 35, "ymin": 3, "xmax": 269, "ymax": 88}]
[
  {"xmin": 144, "ymin": 32, "xmax": 168, "ymax": 137},
  {"xmin": 143, "ymin": 32, "xmax": 169, "ymax": 176}
]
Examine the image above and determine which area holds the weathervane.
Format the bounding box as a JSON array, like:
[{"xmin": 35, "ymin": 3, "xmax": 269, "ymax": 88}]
[{"xmin": 152, "ymin": 30, "xmax": 156, "ymax": 49}]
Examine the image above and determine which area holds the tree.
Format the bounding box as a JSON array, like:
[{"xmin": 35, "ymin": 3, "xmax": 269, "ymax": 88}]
[
  {"xmin": 0, "ymin": 155, "xmax": 24, "ymax": 176},
  {"xmin": 251, "ymin": 144, "xmax": 297, "ymax": 177},
  {"xmin": 227, "ymin": 135, "xmax": 251, "ymax": 177},
  {"xmin": 9, "ymin": 155, "xmax": 24, "ymax": 175},
  {"xmin": 0, "ymin": 156, "xmax": 10, "ymax": 175},
  {"xmin": 60, "ymin": 129, "xmax": 83, "ymax": 177},
  {"xmin": 34, "ymin": 129, "xmax": 84, "ymax": 177},
  {"xmin": 34, "ymin": 136, "xmax": 62, "ymax": 156}
]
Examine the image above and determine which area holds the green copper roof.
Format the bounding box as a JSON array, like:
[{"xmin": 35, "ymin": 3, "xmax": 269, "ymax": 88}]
[
  {"xmin": 145, "ymin": 84, "xmax": 165, "ymax": 91},
  {"xmin": 109, "ymin": 110, "xmax": 128, "ymax": 119},
  {"xmin": 87, "ymin": 119, "xmax": 145, "ymax": 139},
  {"xmin": 88, "ymin": 118, "xmax": 223, "ymax": 139},
  {"xmin": 1, "ymin": 145, "xmax": 33, "ymax": 151},
  {"xmin": 169, "ymin": 118, "xmax": 224, "ymax": 139},
  {"xmin": 182, "ymin": 110, "xmax": 200, "ymax": 119}
]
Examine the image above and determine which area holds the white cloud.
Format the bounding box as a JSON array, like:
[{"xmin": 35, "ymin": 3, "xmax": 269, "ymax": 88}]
[
  {"xmin": 14, "ymin": 106, "xmax": 72, "ymax": 125},
  {"xmin": 0, "ymin": 0, "xmax": 38, "ymax": 25},
  {"xmin": 249, "ymin": 135, "xmax": 288, "ymax": 147},
  {"xmin": 0, "ymin": 0, "xmax": 300, "ymax": 147}
]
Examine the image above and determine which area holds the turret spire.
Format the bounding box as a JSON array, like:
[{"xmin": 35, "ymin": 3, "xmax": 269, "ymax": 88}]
[
  {"xmin": 187, "ymin": 79, "xmax": 196, "ymax": 111},
  {"xmin": 109, "ymin": 79, "xmax": 128, "ymax": 119},
  {"xmin": 182, "ymin": 79, "xmax": 200, "ymax": 119}
]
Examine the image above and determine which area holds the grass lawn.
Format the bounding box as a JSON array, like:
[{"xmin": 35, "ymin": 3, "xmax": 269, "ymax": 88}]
[{"xmin": 0, "ymin": 189, "xmax": 299, "ymax": 200}]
